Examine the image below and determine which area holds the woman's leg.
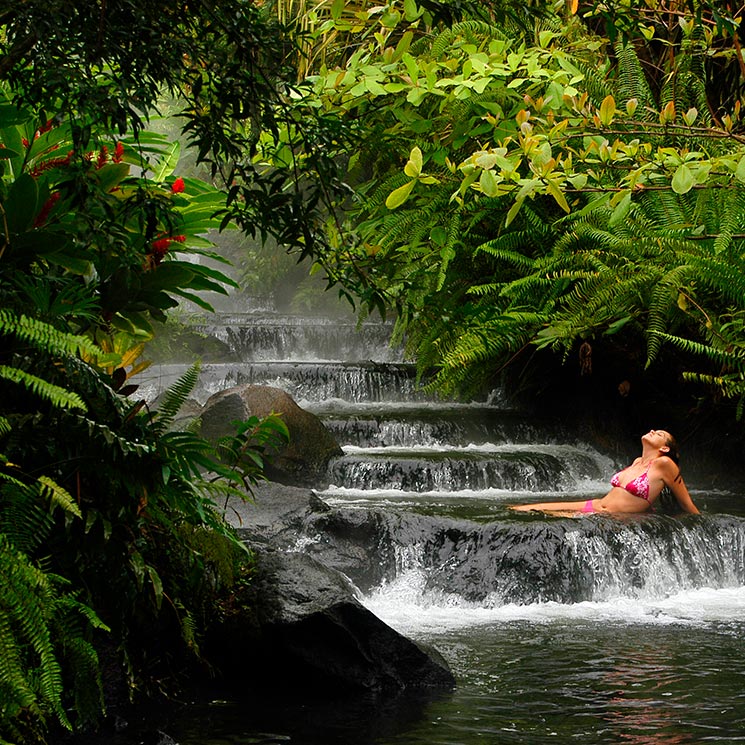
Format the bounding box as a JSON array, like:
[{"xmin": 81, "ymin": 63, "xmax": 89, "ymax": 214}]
[{"xmin": 510, "ymin": 499, "xmax": 597, "ymax": 513}]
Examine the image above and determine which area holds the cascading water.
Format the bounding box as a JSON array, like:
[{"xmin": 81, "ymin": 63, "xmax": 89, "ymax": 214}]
[{"xmin": 138, "ymin": 300, "xmax": 745, "ymax": 745}]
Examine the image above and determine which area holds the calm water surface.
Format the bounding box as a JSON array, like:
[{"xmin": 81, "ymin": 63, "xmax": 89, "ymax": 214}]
[{"xmin": 161, "ymin": 594, "xmax": 745, "ymax": 745}]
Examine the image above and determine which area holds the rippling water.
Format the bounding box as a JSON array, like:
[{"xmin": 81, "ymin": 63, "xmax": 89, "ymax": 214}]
[
  {"xmin": 125, "ymin": 311, "xmax": 745, "ymax": 745},
  {"xmin": 152, "ymin": 582, "xmax": 745, "ymax": 745}
]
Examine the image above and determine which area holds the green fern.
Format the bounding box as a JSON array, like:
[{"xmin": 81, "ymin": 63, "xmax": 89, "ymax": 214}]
[
  {"xmin": 0, "ymin": 310, "xmax": 100, "ymax": 360},
  {"xmin": 153, "ymin": 361, "xmax": 202, "ymax": 434},
  {"xmin": 0, "ymin": 366, "xmax": 86, "ymax": 411},
  {"xmin": 0, "ymin": 535, "xmax": 107, "ymax": 740}
]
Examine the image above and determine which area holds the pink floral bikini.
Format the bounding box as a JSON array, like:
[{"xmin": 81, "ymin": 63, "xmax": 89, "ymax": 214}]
[
  {"xmin": 581, "ymin": 462, "xmax": 655, "ymax": 514},
  {"xmin": 610, "ymin": 463, "xmax": 653, "ymax": 503}
]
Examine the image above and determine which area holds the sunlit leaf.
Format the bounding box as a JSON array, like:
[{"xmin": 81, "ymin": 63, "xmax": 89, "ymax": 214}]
[{"xmin": 385, "ymin": 179, "xmax": 416, "ymax": 209}]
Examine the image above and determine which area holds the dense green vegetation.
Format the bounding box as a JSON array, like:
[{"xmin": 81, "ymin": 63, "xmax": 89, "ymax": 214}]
[
  {"xmin": 264, "ymin": 1, "xmax": 745, "ymax": 420},
  {"xmin": 2, "ymin": 0, "xmax": 745, "ymax": 742},
  {"xmin": 0, "ymin": 2, "xmax": 296, "ymax": 742}
]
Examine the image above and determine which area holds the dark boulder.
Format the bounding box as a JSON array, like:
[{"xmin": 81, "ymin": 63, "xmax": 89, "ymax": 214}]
[
  {"xmin": 208, "ymin": 548, "xmax": 455, "ymax": 695},
  {"xmin": 199, "ymin": 384, "xmax": 342, "ymax": 487},
  {"xmin": 208, "ymin": 483, "xmax": 455, "ymax": 696}
]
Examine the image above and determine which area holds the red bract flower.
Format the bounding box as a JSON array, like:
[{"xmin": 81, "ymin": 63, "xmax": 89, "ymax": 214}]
[
  {"xmin": 34, "ymin": 192, "xmax": 61, "ymax": 227},
  {"xmin": 97, "ymin": 146, "xmax": 109, "ymax": 169},
  {"xmin": 171, "ymin": 235, "xmax": 187, "ymax": 243},
  {"xmin": 113, "ymin": 141, "xmax": 125, "ymax": 163},
  {"xmin": 171, "ymin": 177, "xmax": 185, "ymax": 193},
  {"xmin": 29, "ymin": 151, "xmax": 74, "ymax": 177},
  {"xmin": 21, "ymin": 138, "xmax": 29, "ymax": 148},
  {"xmin": 149, "ymin": 238, "xmax": 171, "ymax": 264}
]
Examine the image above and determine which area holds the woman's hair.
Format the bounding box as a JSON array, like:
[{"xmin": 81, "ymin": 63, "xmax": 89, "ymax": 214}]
[{"xmin": 664, "ymin": 432, "xmax": 680, "ymax": 464}]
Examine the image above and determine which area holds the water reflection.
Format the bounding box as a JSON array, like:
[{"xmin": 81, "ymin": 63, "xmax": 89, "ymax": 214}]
[{"xmin": 595, "ymin": 643, "xmax": 695, "ymax": 745}]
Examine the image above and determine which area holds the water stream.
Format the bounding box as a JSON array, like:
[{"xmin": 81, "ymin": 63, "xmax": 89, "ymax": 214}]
[{"xmin": 135, "ymin": 303, "xmax": 745, "ymax": 745}]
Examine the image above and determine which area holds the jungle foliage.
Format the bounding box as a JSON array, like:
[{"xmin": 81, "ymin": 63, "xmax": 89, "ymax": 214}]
[
  {"xmin": 257, "ymin": 0, "xmax": 745, "ymax": 421},
  {"xmin": 3, "ymin": 0, "xmax": 745, "ymax": 740},
  {"xmin": 0, "ymin": 2, "xmax": 294, "ymax": 742}
]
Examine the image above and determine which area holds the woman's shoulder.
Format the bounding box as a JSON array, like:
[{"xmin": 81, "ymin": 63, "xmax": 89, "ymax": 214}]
[{"xmin": 652, "ymin": 455, "xmax": 680, "ymax": 477}]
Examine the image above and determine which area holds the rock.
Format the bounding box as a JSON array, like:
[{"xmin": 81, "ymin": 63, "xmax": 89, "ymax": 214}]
[
  {"xmin": 208, "ymin": 548, "xmax": 455, "ymax": 695},
  {"xmin": 209, "ymin": 484, "xmax": 456, "ymax": 696},
  {"xmin": 199, "ymin": 384, "xmax": 342, "ymax": 487}
]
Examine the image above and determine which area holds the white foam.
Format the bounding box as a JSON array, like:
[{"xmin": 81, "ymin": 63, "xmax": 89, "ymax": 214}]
[{"xmin": 362, "ymin": 572, "xmax": 745, "ymax": 635}]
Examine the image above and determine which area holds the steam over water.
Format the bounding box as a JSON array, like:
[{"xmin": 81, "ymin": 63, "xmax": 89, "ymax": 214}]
[{"xmin": 138, "ymin": 306, "xmax": 745, "ymax": 745}]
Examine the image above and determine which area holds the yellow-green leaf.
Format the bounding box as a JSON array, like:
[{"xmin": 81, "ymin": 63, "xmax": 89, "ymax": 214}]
[
  {"xmin": 385, "ymin": 179, "xmax": 416, "ymax": 209},
  {"xmin": 735, "ymin": 154, "xmax": 745, "ymax": 184},
  {"xmin": 599, "ymin": 95, "xmax": 616, "ymax": 126},
  {"xmin": 479, "ymin": 168, "xmax": 499, "ymax": 197},
  {"xmin": 404, "ymin": 146, "xmax": 423, "ymax": 177},
  {"xmin": 671, "ymin": 163, "xmax": 694, "ymax": 194},
  {"xmin": 546, "ymin": 178, "xmax": 570, "ymax": 213},
  {"xmin": 505, "ymin": 196, "xmax": 525, "ymax": 226}
]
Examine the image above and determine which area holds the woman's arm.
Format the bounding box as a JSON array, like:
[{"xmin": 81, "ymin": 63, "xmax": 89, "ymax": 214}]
[{"xmin": 659, "ymin": 458, "xmax": 700, "ymax": 514}]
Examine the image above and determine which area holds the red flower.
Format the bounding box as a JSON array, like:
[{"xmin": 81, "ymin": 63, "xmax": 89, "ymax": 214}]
[
  {"xmin": 149, "ymin": 237, "xmax": 172, "ymax": 265},
  {"xmin": 21, "ymin": 137, "xmax": 29, "ymax": 148},
  {"xmin": 171, "ymin": 235, "xmax": 187, "ymax": 243},
  {"xmin": 171, "ymin": 177, "xmax": 185, "ymax": 193},
  {"xmin": 113, "ymin": 141, "xmax": 125, "ymax": 163},
  {"xmin": 34, "ymin": 192, "xmax": 62, "ymax": 227},
  {"xmin": 29, "ymin": 150, "xmax": 74, "ymax": 177},
  {"xmin": 97, "ymin": 146, "xmax": 109, "ymax": 169}
]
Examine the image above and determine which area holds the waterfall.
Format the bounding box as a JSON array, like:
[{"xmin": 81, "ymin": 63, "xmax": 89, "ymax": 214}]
[
  {"xmin": 140, "ymin": 302, "xmax": 745, "ymax": 628},
  {"xmin": 132, "ymin": 298, "xmax": 745, "ymax": 745}
]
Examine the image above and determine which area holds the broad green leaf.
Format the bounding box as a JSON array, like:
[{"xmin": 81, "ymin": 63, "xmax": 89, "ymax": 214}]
[
  {"xmin": 735, "ymin": 154, "xmax": 745, "ymax": 183},
  {"xmin": 599, "ymin": 95, "xmax": 616, "ymax": 126},
  {"xmin": 393, "ymin": 31, "xmax": 413, "ymax": 61},
  {"xmin": 402, "ymin": 52, "xmax": 419, "ymax": 82},
  {"xmin": 0, "ymin": 102, "xmax": 30, "ymax": 127},
  {"xmin": 404, "ymin": 146, "xmax": 422, "ymax": 177},
  {"xmin": 545, "ymin": 178, "xmax": 570, "ymax": 213},
  {"xmin": 609, "ymin": 190, "xmax": 632, "ymax": 226},
  {"xmin": 403, "ymin": 0, "xmax": 420, "ymax": 21},
  {"xmin": 366, "ymin": 79, "xmax": 388, "ymax": 96},
  {"xmin": 505, "ymin": 196, "xmax": 525, "ymax": 226},
  {"xmin": 682, "ymin": 107, "xmax": 698, "ymax": 126},
  {"xmin": 671, "ymin": 163, "xmax": 694, "ymax": 194},
  {"xmin": 406, "ymin": 88, "xmax": 427, "ymax": 106},
  {"xmin": 385, "ymin": 179, "xmax": 416, "ymax": 209},
  {"xmin": 4, "ymin": 173, "xmax": 40, "ymax": 233},
  {"xmin": 153, "ymin": 142, "xmax": 181, "ymax": 181},
  {"xmin": 96, "ymin": 163, "xmax": 131, "ymax": 192},
  {"xmin": 479, "ymin": 168, "xmax": 499, "ymax": 197},
  {"xmin": 430, "ymin": 226, "xmax": 447, "ymax": 246}
]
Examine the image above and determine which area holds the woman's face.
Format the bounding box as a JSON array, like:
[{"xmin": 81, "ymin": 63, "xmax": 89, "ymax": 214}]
[{"xmin": 642, "ymin": 429, "xmax": 671, "ymax": 449}]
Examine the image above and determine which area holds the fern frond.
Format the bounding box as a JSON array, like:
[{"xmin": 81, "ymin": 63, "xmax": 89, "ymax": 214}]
[
  {"xmin": 0, "ymin": 482, "xmax": 55, "ymax": 554},
  {"xmin": 613, "ymin": 41, "xmax": 657, "ymax": 115},
  {"xmin": 0, "ymin": 366, "xmax": 86, "ymax": 411},
  {"xmin": 646, "ymin": 264, "xmax": 694, "ymax": 364},
  {"xmin": 0, "ymin": 536, "xmax": 70, "ymax": 732},
  {"xmin": 154, "ymin": 362, "xmax": 201, "ymax": 433},
  {"xmin": 652, "ymin": 331, "xmax": 745, "ymax": 370},
  {"xmin": 38, "ymin": 476, "xmax": 82, "ymax": 519},
  {"xmin": 72, "ymin": 414, "xmax": 152, "ymax": 457},
  {"xmin": 430, "ymin": 21, "xmax": 512, "ymax": 59},
  {"xmin": 0, "ymin": 310, "xmax": 99, "ymax": 359}
]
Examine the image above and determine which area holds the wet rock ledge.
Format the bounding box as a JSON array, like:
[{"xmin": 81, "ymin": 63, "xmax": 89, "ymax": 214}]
[{"xmin": 205, "ymin": 482, "xmax": 455, "ymax": 696}]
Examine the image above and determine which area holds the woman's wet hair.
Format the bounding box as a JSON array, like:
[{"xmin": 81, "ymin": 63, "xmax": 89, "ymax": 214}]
[{"xmin": 663, "ymin": 432, "xmax": 680, "ymax": 464}]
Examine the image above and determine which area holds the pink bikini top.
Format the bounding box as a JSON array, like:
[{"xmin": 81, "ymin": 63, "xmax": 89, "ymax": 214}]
[{"xmin": 610, "ymin": 462, "xmax": 652, "ymax": 502}]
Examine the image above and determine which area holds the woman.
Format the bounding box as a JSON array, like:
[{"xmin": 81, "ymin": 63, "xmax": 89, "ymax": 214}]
[{"xmin": 510, "ymin": 429, "xmax": 700, "ymax": 516}]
